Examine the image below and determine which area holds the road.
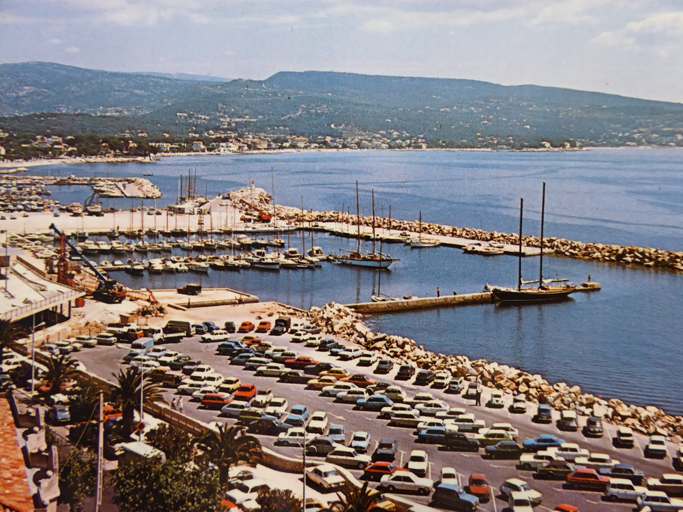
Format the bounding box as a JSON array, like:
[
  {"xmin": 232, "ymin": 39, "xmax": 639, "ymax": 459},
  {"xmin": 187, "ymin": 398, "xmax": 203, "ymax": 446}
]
[{"xmin": 71, "ymin": 327, "xmax": 679, "ymax": 512}]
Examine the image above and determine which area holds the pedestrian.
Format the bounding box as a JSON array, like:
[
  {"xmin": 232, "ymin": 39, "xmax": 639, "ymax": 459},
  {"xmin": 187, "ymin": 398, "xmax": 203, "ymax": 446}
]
[
  {"xmin": 588, "ymin": 274, "xmax": 592, "ymax": 282},
  {"xmin": 475, "ymin": 390, "xmax": 481, "ymax": 406},
  {"xmin": 177, "ymin": 397, "xmax": 184, "ymax": 413},
  {"xmin": 453, "ymin": 291, "xmax": 457, "ymax": 296},
  {"xmin": 171, "ymin": 398, "xmax": 177, "ymax": 411},
  {"xmin": 436, "ymin": 287, "xmax": 440, "ymax": 297}
]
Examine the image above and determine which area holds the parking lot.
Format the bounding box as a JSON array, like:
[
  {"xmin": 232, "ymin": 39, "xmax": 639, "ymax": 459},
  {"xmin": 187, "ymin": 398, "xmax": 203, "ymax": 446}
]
[{"xmin": 71, "ymin": 324, "xmax": 680, "ymax": 512}]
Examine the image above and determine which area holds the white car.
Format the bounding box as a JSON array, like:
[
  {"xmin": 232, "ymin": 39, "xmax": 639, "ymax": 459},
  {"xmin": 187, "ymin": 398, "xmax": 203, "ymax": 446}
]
[
  {"xmin": 306, "ymin": 411, "xmax": 329, "ymax": 434},
  {"xmin": 252, "ymin": 389, "xmax": 273, "ymax": 408},
  {"xmin": 519, "ymin": 450, "xmax": 564, "ymax": 470},
  {"xmin": 337, "ymin": 388, "xmax": 369, "ymax": 403},
  {"xmin": 277, "ymin": 427, "xmax": 314, "ymax": 446},
  {"xmin": 435, "ymin": 408, "xmax": 467, "ymax": 421},
  {"xmin": 510, "ymin": 394, "xmax": 527, "ymax": 413},
  {"xmin": 201, "ymin": 374, "xmax": 224, "ymax": 387},
  {"xmin": 390, "ymin": 410, "xmax": 422, "ymax": 428},
  {"xmin": 417, "ymin": 418, "xmax": 445, "ymax": 431},
  {"xmin": 338, "ymin": 347, "xmax": 363, "ymax": 360},
  {"xmin": 451, "ymin": 413, "xmax": 486, "ymax": 433},
  {"xmin": 416, "ymin": 400, "xmax": 450, "ymax": 416},
  {"xmin": 325, "ymin": 446, "xmax": 371, "ymax": 469},
  {"xmin": 265, "ymin": 397, "xmax": 288, "ymax": 417},
  {"xmin": 432, "ymin": 372, "xmax": 452, "ymax": 388},
  {"xmin": 191, "ymin": 386, "xmax": 219, "ymax": 401},
  {"xmin": 255, "ymin": 363, "xmax": 287, "ymax": 377},
  {"xmin": 349, "ymin": 431, "xmax": 372, "ymax": 453},
  {"xmin": 157, "ymin": 351, "xmax": 180, "ymax": 366},
  {"xmin": 499, "ymin": 479, "xmax": 542, "ymax": 506},
  {"xmin": 408, "ymin": 392, "xmax": 435, "ymax": 405},
  {"xmin": 379, "ymin": 472, "xmax": 433, "ymax": 495},
  {"xmin": 304, "ymin": 335, "xmax": 322, "ymax": 347},
  {"xmin": 264, "ymin": 347, "xmax": 288, "ymax": 359},
  {"xmin": 379, "ymin": 386, "xmax": 408, "ymax": 403},
  {"xmin": 75, "ymin": 335, "xmax": 97, "ymax": 348},
  {"xmin": 475, "ymin": 429, "xmax": 516, "ymax": 447},
  {"xmin": 574, "ymin": 453, "xmax": 620, "ymax": 469},
  {"xmin": 479, "ymin": 422, "xmax": 519, "ymax": 439},
  {"xmin": 146, "ymin": 346, "xmax": 168, "ymax": 359},
  {"xmin": 201, "ymin": 330, "xmax": 230, "ymax": 343},
  {"xmin": 646, "ymin": 435, "xmax": 669, "ymax": 458},
  {"xmin": 548, "ymin": 443, "xmax": 589, "ymax": 461},
  {"xmin": 358, "ymin": 352, "xmax": 378, "ymax": 366},
  {"xmin": 321, "ymin": 382, "xmax": 359, "ymax": 397},
  {"xmin": 508, "ymin": 491, "xmax": 534, "ymax": 512},
  {"xmin": 604, "ymin": 478, "xmax": 647, "ymax": 502},
  {"xmin": 225, "ymin": 479, "xmax": 270, "ymax": 505},
  {"xmin": 380, "ymin": 403, "xmax": 415, "ymax": 419},
  {"xmin": 129, "ymin": 355, "xmax": 152, "ymax": 367},
  {"xmin": 306, "ymin": 464, "xmax": 345, "ymax": 490},
  {"xmin": 407, "ymin": 449, "xmax": 429, "ymax": 477},
  {"xmin": 439, "ymin": 467, "xmax": 458, "ymax": 486},
  {"xmin": 177, "ymin": 381, "xmax": 205, "ymax": 395},
  {"xmin": 191, "ymin": 365, "xmax": 216, "ymax": 378},
  {"xmin": 487, "ymin": 391, "xmax": 505, "ymax": 408}
]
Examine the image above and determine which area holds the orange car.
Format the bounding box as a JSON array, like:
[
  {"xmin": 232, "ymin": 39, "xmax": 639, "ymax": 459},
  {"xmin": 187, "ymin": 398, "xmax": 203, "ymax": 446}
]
[
  {"xmin": 255, "ymin": 321, "xmax": 272, "ymax": 333},
  {"xmin": 340, "ymin": 374, "xmax": 377, "ymax": 388},
  {"xmin": 202, "ymin": 393, "xmax": 233, "ymax": 410},
  {"xmin": 238, "ymin": 321, "xmax": 255, "ymax": 333},
  {"xmin": 240, "ymin": 335, "xmax": 263, "ymax": 346},
  {"xmin": 467, "ymin": 473, "xmax": 491, "ymax": 502}
]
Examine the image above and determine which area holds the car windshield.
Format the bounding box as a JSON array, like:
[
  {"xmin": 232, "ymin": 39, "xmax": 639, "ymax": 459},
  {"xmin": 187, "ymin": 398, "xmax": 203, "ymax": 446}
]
[
  {"xmin": 410, "ymin": 455, "xmax": 426, "ymax": 462},
  {"xmin": 520, "ymin": 484, "xmax": 531, "ymax": 491},
  {"xmin": 329, "ymin": 427, "xmax": 343, "ymax": 434},
  {"xmin": 514, "ymin": 499, "xmax": 531, "ymax": 506},
  {"xmin": 471, "ymin": 478, "xmax": 486, "ymax": 485}
]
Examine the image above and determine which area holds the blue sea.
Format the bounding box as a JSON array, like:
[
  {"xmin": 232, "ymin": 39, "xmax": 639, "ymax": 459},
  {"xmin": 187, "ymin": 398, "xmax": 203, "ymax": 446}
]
[{"xmin": 35, "ymin": 149, "xmax": 683, "ymax": 415}]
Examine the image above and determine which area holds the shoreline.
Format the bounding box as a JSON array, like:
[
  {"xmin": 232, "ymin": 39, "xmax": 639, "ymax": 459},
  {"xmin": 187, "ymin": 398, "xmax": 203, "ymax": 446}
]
[{"xmin": 3, "ymin": 145, "xmax": 681, "ymax": 170}]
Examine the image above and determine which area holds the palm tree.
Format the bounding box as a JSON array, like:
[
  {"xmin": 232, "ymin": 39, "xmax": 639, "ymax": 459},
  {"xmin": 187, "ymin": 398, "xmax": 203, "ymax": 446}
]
[
  {"xmin": 0, "ymin": 319, "xmax": 26, "ymax": 366},
  {"xmin": 43, "ymin": 354, "xmax": 80, "ymax": 395},
  {"xmin": 337, "ymin": 482, "xmax": 380, "ymax": 512},
  {"xmin": 111, "ymin": 367, "xmax": 164, "ymax": 435},
  {"xmin": 195, "ymin": 424, "xmax": 262, "ymax": 484}
]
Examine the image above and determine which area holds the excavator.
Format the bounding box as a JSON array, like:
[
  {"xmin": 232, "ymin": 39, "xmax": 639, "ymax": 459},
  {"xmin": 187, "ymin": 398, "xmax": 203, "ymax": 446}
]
[
  {"xmin": 50, "ymin": 224, "xmax": 127, "ymax": 304},
  {"xmin": 238, "ymin": 199, "xmax": 272, "ymax": 223}
]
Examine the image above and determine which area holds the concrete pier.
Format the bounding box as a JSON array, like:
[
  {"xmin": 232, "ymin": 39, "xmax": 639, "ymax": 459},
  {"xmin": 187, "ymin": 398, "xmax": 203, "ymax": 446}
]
[{"xmin": 346, "ymin": 292, "xmax": 493, "ymax": 314}]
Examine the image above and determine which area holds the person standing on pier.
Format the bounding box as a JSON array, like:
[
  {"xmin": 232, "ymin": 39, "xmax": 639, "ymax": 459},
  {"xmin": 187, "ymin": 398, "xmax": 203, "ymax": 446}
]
[{"xmin": 437, "ymin": 287, "xmax": 440, "ymax": 297}]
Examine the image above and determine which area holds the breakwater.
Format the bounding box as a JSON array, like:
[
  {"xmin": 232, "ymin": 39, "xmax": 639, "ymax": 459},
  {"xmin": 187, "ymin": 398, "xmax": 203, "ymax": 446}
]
[
  {"xmin": 307, "ymin": 303, "xmax": 683, "ymax": 438},
  {"xmin": 231, "ymin": 187, "xmax": 683, "ymax": 272}
]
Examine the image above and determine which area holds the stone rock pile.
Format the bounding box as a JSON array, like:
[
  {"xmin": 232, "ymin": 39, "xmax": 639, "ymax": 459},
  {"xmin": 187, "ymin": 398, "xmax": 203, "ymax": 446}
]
[{"xmin": 307, "ymin": 302, "xmax": 683, "ymax": 438}]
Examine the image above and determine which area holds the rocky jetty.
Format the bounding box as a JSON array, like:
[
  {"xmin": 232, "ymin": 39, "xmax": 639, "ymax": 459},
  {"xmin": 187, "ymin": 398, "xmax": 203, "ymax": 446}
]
[
  {"xmin": 251, "ymin": 198, "xmax": 683, "ymax": 272},
  {"xmin": 308, "ymin": 302, "xmax": 683, "ymax": 438}
]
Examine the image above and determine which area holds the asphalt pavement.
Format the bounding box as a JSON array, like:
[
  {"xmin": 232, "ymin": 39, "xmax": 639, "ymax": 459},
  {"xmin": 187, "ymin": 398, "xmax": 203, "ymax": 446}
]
[{"xmin": 71, "ymin": 327, "xmax": 680, "ymax": 512}]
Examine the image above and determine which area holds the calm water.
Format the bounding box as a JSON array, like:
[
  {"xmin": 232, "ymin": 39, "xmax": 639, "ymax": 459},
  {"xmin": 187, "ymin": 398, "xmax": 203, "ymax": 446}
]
[{"xmin": 36, "ymin": 149, "xmax": 683, "ymax": 415}]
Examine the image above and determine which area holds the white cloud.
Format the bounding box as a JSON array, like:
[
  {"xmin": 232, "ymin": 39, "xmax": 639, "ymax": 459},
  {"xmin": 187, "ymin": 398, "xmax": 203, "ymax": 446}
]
[
  {"xmin": 65, "ymin": 46, "xmax": 80, "ymax": 53},
  {"xmin": 592, "ymin": 12, "xmax": 683, "ymax": 56},
  {"xmin": 49, "ymin": 37, "xmax": 61, "ymax": 44}
]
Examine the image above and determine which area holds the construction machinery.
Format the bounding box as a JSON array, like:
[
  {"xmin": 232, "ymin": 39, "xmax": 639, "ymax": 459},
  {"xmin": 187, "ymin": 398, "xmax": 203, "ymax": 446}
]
[
  {"xmin": 50, "ymin": 223, "xmax": 127, "ymax": 304},
  {"xmin": 238, "ymin": 199, "xmax": 272, "ymax": 223}
]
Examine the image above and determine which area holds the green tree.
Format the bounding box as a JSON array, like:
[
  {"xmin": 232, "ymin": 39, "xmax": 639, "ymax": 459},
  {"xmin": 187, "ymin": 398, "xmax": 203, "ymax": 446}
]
[
  {"xmin": 0, "ymin": 319, "xmax": 26, "ymax": 366},
  {"xmin": 67, "ymin": 378, "xmax": 102, "ymax": 423},
  {"xmin": 111, "ymin": 367, "xmax": 164, "ymax": 435},
  {"xmin": 42, "ymin": 354, "xmax": 79, "ymax": 395},
  {"xmin": 256, "ymin": 488, "xmax": 302, "ymax": 512},
  {"xmin": 195, "ymin": 424, "xmax": 262, "ymax": 484},
  {"xmin": 113, "ymin": 457, "xmax": 224, "ymax": 512},
  {"xmin": 337, "ymin": 482, "xmax": 379, "ymax": 512},
  {"xmin": 145, "ymin": 423, "xmax": 195, "ymax": 463},
  {"xmin": 58, "ymin": 448, "xmax": 97, "ymax": 512}
]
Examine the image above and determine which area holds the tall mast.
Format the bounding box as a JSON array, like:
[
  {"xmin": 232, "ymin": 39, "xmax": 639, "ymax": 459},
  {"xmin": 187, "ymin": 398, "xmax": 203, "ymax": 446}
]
[
  {"xmin": 518, "ymin": 198, "xmax": 523, "ymax": 291},
  {"xmin": 418, "ymin": 211, "xmax": 422, "ymax": 242},
  {"xmin": 539, "ymin": 182, "xmax": 545, "ymax": 286},
  {"xmin": 301, "ymin": 196, "xmax": 306, "ymax": 256},
  {"xmin": 355, "ymin": 181, "xmax": 361, "ymax": 254},
  {"xmin": 371, "ymin": 190, "xmax": 376, "ymax": 255}
]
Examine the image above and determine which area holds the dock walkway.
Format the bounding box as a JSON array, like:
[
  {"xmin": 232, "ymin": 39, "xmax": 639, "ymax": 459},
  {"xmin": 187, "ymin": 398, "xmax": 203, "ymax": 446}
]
[{"xmin": 346, "ymin": 292, "xmax": 493, "ymax": 314}]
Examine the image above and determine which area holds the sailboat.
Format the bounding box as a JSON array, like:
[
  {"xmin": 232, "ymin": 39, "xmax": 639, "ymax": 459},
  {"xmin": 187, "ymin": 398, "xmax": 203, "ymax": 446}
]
[
  {"xmin": 409, "ymin": 211, "xmax": 441, "ymax": 248},
  {"xmin": 490, "ymin": 183, "xmax": 578, "ymax": 303},
  {"xmin": 335, "ymin": 183, "xmax": 397, "ymax": 270}
]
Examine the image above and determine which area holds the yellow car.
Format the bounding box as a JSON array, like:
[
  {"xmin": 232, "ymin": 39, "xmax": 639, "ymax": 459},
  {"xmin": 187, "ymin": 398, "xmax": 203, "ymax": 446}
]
[
  {"xmin": 218, "ymin": 377, "xmax": 241, "ymax": 393},
  {"xmin": 320, "ymin": 368, "xmax": 351, "ymax": 379},
  {"xmin": 306, "ymin": 376, "xmax": 338, "ymax": 390}
]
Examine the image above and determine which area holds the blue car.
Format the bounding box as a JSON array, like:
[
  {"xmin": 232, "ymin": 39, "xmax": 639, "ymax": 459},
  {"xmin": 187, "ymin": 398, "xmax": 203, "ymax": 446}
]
[
  {"xmin": 220, "ymin": 402, "xmax": 252, "ymax": 418},
  {"xmin": 230, "ymin": 353, "xmax": 254, "ymax": 365},
  {"xmin": 328, "ymin": 424, "xmax": 346, "ymax": 444},
  {"xmin": 356, "ymin": 395, "xmax": 393, "ymax": 411},
  {"xmin": 522, "ymin": 434, "xmax": 566, "ymax": 452},
  {"xmin": 202, "ymin": 321, "xmax": 220, "ymax": 333},
  {"xmin": 285, "ymin": 405, "xmax": 309, "ymax": 426},
  {"xmin": 417, "ymin": 426, "xmax": 447, "ymax": 444}
]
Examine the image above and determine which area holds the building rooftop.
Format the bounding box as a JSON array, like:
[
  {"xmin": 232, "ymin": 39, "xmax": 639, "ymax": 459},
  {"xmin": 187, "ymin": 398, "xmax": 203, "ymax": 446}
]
[{"xmin": 0, "ymin": 398, "xmax": 34, "ymax": 512}]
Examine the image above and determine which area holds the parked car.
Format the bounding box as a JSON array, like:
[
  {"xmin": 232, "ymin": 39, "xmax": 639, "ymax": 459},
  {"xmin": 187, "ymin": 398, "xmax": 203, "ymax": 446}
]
[
  {"xmin": 414, "ymin": 370, "xmax": 436, "ymax": 386},
  {"xmin": 499, "ymin": 479, "xmax": 542, "ymax": 505},
  {"xmin": 598, "ymin": 464, "xmax": 644, "ymax": 485},
  {"xmin": 520, "ymin": 450, "xmax": 564, "ymax": 470},
  {"xmin": 306, "ymin": 436, "xmax": 337, "ymax": 456},
  {"xmin": 417, "ymin": 427, "xmax": 447, "ymax": 445},
  {"xmin": 264, "ymin": 397, "xmax": 288, "ymax": 417},
  {"xmin": 486, "ymin": 391, "xmax": 505, "ymax": 408},
  {"xmin": 475, "ymin": 429, "xmax": 515, "ymax": 447},
  {"xmin": 523, "ymin": 434, "xmax": 566, "ymax": 452},
  {"xmin": 372, "ymin": 438, "xmax": 398, "ymax": 462},
  {"xmin": 321, "ymin": 382, "xmax": 359, "ymax": 397},
  {"xmin": 255, "ymin": 363, "xmax": 287, "ymax": 377},
  {"xmin": 220, "ymin": 401, "xmax": 252, "ymax": 418},
  {"xmin": 442, "ymin": 431, "xmax": 480, "ymax": 452},
  {"xmin": 357, "ymin": 395, "xmax": 393, "ymax": 411},
  {"xmin": 238, "ymin": 321, "xmax": 256, "ymax": 333},
  {"xmin": 255, "ymin": 321, "xmax": 271, "ymax": 333},
  {"xmin": 485, "ymin": 440, "xmax": 523, "ymax": 459},
  {"xmin": 277, "ymin": 427, "xmax": 314, "ymax": 446},
  {"xmin": 363, "ymin": 462, "xmax": 398, "ymax": 482},
  {"xmin": 582, "ymin": 416, "xmax": 604, "ymax": 437},
  {"xmin": 574, "ymin": 453, "xmax": 620, "ymax": 470},
  {"xmin": 306, "ymin": 464, "xmax": 345, "ymax": 490},
  {"xmin": 396, "ymin": 365, "xmax": 416, "ymax": 380},
  {"xmin": 510, "ymin": 394, "xmax": 527, "ymax": 413},
  {"xmin": 374, "ymin": 359, "xmax": 394, "ymax": 374},
  {"xmin": 646, "ymin": 435, "xmax": 669, "ymax": 458},
  {"xmin": 508, "ymin": 491, "xmax": 534, "ymax": 512},
  {"xmin": 306, "ymin": 411, "xmax": 329, "ymax": 435},
  {"xmin": 536, "ymin": 460, "xmax": 576, "ymax": 480},
  {"xmin": 548, "ymin": 443, "xmax": 589, "ymax": 461},
  {"xmin": 647, "ymin": 473, "xmax": 683, "ymax": 496},
  {"xmin": 201, "ymin": 330, "xmax": 231, "ymax": 343},
  {"xmin": 280, "ymin": 370, "xmax": 314, "ymax": 384},
  {"xmin": 350, "ymin": 431, "xmax": 372, "ymax": 453},
  {"xmin": 431, "ymin": 483, "xmax": 479, "ymax": 511},
  {"xmin": 407, "ymin": 450, "xmax": 429, "ymax": 477},
  {"xmin": 378, "ymin": 472, "xmax": 433, "ymax": 495},
  {"xmin": 566, "ymin": 469, "xmax": 610, "ymax": 490},
  {"xmin": 201, "ymin": 393, "xmax": 233, "ymax": 410},
  {"xmin": 533, "ymin": 404, "xmax": 554, "ymax": 424},
  {"xmin": 234, "ymin": 383, "xmax": 258, "ymax": 401},
  {"xmin": 325, "ymin": 446, "xmax": 371, "ymax": 469},
  {"xmin": 636, "ymin": 490, "xmax": 683, "ymax": 511},
  {"xmin": 447, "ymin": 377, "xmax": 466, "ymax": 394},
  {"xmin": 613, "ymin": 426, "xmax": 635, "ymax": 448},
  {"xmin": 559, "ymin": 410, "xmax": 579, "ymax": 431},
  {"xmin": 604, "ymin": 479, "xmax": 647, "ymax": 502}
]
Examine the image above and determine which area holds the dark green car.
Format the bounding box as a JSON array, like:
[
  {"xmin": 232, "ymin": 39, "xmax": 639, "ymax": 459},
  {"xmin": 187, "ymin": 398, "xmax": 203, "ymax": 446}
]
[{"xmin": 535, "ymin": 460, "xmax": 575, "ymax": 480}]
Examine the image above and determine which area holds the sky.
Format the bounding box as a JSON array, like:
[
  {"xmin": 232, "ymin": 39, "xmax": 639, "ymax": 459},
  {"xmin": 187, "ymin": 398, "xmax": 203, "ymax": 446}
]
[{"xmin": 1, "ymin": 0, "xmax": 682, "ymax": 103}]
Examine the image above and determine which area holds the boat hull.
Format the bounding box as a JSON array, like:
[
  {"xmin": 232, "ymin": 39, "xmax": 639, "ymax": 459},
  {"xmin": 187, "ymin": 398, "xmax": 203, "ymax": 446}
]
[
  {"xmin": 335, "ymin": 256, "xmax": 394, "ymax": 269},
  {"xmin": 491, "ymin": 286, "xmax": 577, "ymax": 303}
]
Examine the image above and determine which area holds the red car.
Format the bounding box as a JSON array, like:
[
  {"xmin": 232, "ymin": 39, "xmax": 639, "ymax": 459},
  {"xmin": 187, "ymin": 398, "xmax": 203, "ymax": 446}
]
[
  {"xmin": 240, "ymin": 335, "xmax": 263, "ymax": 346},
  {"xmin": 467, "ymin": 473, "xmax": 491, "ymax": 502},
  {"xmin": 363, "ymin": 462, "xmax": 401, "ymax": 481},
  {"xmin": 554, "ymin": 506, "xmax": 580, "ymax": 512},
  {"xmin": 566, "ymin": 469, "xmax": 610, "ymax": 490},
  {"xmin": 340, "ymin": 374, "xmax": 377, "ymax": 388},
  {"xmin": 284, "ymin": 356, "xmax": 319, "ymax": 370},
  {"xmin": 233, "ymin": 383, "xmax": 257, "ymax": 401},
  {"xmin": 201, "ymin": 393, "xmax": 233, "ymax": 410},
  {"xmin": 238, "ymin": 321, "xmax": 255, "ymax": 333},
  {"xmin": 255, "ymin": 321, "xmax": 272, "ymax": 333}
]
